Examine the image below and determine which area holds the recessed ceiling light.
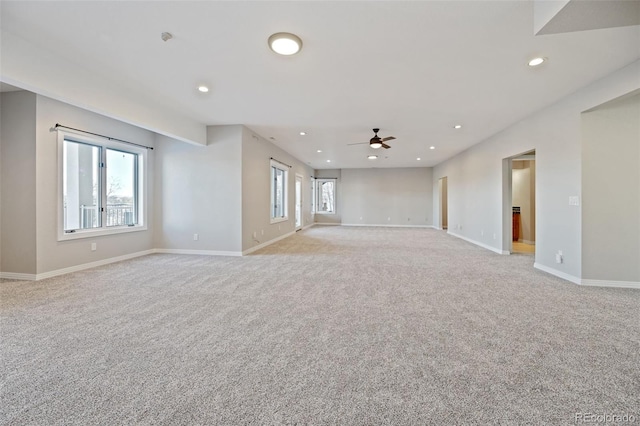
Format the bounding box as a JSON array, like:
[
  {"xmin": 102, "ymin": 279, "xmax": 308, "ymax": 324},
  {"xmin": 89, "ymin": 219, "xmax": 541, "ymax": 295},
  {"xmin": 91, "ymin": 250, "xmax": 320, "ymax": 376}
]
[
  {"xmin": 198, "ymin": 85, "xmax": 209, "ymax": 93},
  {"xmin": 528, "ymin": 57, "xmax": 546, "ymax": 67},
  {"xmin": 430, "ymin": 146, "xmax": 435, "ymax": 150},
  {"xmin": 368, "ymin": 155, "xmax": 378, "ymax": 160},
  {"xmin": 299, "ymin": 131, "xmax": 306, "ymax": 136},
  {"xmin": 417, "ymin": 157, "xmax": 421, "ymax": 161},
  {"xmin": 326, "ymin": 160, "xmax": 331, "ymax": 163},
  {"xmin": 268, "ymin": 32, "xmax": 303, "ymax": 56},
  {"xmin": 317, "ymin": 150, "xmax": 322, "ymax": 153},
  {"xmin": 454, "ymin": 124, "xmax": 462, "ymax": 129}
]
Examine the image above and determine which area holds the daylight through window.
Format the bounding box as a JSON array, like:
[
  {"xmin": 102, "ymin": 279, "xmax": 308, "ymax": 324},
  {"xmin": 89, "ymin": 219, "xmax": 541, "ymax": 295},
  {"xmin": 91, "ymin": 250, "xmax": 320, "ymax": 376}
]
[{"xmin": 60, "ymin": 133, "xmax": 145, "ymax": 240}]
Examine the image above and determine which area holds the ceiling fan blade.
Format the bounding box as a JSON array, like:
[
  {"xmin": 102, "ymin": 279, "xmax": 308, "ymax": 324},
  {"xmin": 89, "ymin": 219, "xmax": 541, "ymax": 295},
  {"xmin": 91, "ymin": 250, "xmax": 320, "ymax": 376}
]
[
  {"xmin": 381, "ymin": 143, "xmax": 391, "ymax": 149},
  {"xmin": 380, "ymin": 136, "xmax": 396, "ymax": 142},
  {"xmin": 347, "ymin": 142, "xmax": 367, "ymax": 146}
]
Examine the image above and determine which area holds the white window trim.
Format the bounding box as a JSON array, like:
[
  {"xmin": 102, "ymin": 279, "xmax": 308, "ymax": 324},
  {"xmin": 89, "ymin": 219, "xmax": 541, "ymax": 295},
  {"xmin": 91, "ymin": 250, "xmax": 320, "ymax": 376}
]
[
  {"xmin": 270, "ymin": 159, "xmax": 289, "ymax": 224},
  {"xmin": 57, "ymin": 130, "xmax": 148, "ymax": 241},
  {"xmin": 315, "ymin": 178, "xmax": 337, "ymax": 215}
]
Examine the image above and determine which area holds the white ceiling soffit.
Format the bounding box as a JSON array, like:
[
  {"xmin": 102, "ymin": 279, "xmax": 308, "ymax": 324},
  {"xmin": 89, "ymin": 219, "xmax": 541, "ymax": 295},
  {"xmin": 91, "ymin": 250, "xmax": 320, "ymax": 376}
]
[
  {"xmin": 535, "ymin": 0, "xmax": 640, "ymax": 35},
  {"xmin": 1, "ymin": 1, "xmax": 639, "ymax": 168}
]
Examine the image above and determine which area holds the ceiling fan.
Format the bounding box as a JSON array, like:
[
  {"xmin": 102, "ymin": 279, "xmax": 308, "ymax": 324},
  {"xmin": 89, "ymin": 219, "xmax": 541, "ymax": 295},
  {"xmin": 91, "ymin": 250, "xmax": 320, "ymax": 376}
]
[{"xmin": 348, "ymin": 128, "xmax": 396, "ymax": 149}]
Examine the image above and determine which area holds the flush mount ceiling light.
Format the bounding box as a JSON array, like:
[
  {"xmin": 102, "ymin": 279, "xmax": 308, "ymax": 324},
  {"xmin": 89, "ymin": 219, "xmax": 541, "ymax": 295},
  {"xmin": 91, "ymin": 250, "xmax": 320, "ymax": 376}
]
[
  {"xmin": 454, "ymin": 124, "xmax": 462, "ymax": 129},
  {"xmin": 368, "ymin": 155, "xmax": 378, "ymax": 160},
  {"xmin": 268, "ymin": 32, "xmax": 303, "ymax": 56},
  {"xmin": 198, "ymin": 85, "xmax": 209, "ymax": 93},
  {"xmin": 430, "ymin": 146, "xmax": 435, "ymax": 150},
  {"xmin": 299, "ymin": 131, "xmax": 307, "ymax": 136},
  {"xmin": 417, "ymin": 157, "xmax": 421, "ymax": 161},
  {"xmin": 326, "ymin": 160, "xmax": 331, "ymax": 163},
  {"xmin": 317, "ymin": 149, "xmax": 322, "ymax": 153},
  {"xmin": 528, "ymin": 57, "xmax": 546, "ymax": 67}
]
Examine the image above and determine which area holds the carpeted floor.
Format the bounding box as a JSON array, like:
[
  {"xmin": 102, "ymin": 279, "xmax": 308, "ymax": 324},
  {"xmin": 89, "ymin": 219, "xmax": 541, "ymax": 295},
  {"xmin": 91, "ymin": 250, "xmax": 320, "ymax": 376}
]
[{"xmin": 1, "ymin": 227, "xmax": 638, "ymax": 425}]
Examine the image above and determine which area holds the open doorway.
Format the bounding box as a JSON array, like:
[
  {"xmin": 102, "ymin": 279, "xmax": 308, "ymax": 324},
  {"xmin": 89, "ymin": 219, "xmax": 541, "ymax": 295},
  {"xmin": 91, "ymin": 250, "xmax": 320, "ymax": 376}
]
[
  {"xmin": 503, "ymin": 151, "xmax": 536, "ymax": 254},
  {"xmin": 439, "ymin": 177, "xmax": 448, "ymax": 230}
]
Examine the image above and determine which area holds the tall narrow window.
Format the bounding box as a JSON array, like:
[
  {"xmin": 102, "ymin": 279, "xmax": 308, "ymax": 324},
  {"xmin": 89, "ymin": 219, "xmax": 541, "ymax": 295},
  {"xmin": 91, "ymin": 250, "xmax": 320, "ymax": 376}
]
[
  {"xmin": 59, "ymin": 132, "xmax": 146, "ymax": 240},
  {"xmin": 106, "ymin": 149, "xmax": 138, "ymax": 226},
  {"xmin": 63, "ymin": 140, "xmax": 101, "ymax": 231},
  {"xmin": 270, "ymin": 160, "xmax": 288, "ymax": 222},
  {"xmin": 315, "ymin": 178, "xmax": 336, "ymax": 214}
]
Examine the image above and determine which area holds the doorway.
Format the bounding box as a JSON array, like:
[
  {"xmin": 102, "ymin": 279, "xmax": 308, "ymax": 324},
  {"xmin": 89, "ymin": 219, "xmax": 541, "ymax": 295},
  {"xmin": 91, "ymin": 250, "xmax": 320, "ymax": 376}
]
[
  {"xmin": 295, "ymin": 174, "xmax": 303, "ymax": 230},
  {"xmin": 439, "ymin": 177, "xmax": 448, "ymax": 230},
  {"xmin": 503, "ymin": 151, "xmax": 536, "ymax": 254}
]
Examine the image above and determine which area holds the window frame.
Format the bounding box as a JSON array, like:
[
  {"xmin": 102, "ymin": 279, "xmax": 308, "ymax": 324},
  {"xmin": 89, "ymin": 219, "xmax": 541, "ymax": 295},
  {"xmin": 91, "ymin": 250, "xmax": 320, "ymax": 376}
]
[
  {"xmin": 57, "ymin": 130, "xmax": 147, "ymax": 241},
  {"xmin": 315, "ymin": 178, "xmax": 337, "ymax": 215},
  {"xmin": 270, "ymin": 159, "xmax": 289, "ymax": 224}
]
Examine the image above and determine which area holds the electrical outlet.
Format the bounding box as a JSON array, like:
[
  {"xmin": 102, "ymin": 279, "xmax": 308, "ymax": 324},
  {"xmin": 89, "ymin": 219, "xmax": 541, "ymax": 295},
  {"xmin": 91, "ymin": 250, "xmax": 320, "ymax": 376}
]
[
  {"xmin": 493, "ymin": 233, "xmax": 497, "ymax": 240},
  {"xmin": 481, "ymin": 230, "xmax": 484, "ymax": 236},
  {"xmin": 261, "ymin": 230, "xmax": 264, "ymax": 235},
  {"xmin": 193, "ymin": 233, "xmax": 199, "ymax": 241},
  {"xmin": 91, "ymin": 243, "xmax": 97, "ymax": 251},
  {"xmin": 556, "ymin": 251, "xmax": 564, "ymax": 264},
  {"xmin": 252, "ymin": 232, "xmax": 257, "ymax": 239}
]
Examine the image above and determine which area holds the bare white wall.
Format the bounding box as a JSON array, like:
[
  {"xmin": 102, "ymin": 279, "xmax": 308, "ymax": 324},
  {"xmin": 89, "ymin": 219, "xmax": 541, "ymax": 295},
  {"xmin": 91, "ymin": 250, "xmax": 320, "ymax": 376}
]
[
  {"xmin": 582, "ymin": 92, "xmax": 640, "ymax": 282},
  {"xmin": 241, "ymin": 127, "xmax": 314, "ymax": 252},
  {"xmin": 314, "ymin": 169, "xmax": 342, "ymax": 224},
  {"xmin": 433, "ymin": 60, "xmax": 640, "ymax": 281},
  {"xmin": 35, "ymin": 96, "xmax": 156, "ymax": 274},
  {"xmin": 341, "ymin": 168, "xmax": 433, "ymax": 226},
  {"xmin": 0, "ymin": 91, "xmax": 37, "ymax": 274},
  {"xmin": 154, "ymin": 125, "xmax": 243, "ymax": 253}
]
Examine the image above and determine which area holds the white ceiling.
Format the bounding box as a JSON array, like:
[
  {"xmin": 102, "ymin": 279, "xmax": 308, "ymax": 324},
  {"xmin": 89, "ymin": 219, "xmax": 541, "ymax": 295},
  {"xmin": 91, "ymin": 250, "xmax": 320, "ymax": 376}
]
[{"xmin": 1, "ymin": 1, "xmax": 639, "ymax": 169}]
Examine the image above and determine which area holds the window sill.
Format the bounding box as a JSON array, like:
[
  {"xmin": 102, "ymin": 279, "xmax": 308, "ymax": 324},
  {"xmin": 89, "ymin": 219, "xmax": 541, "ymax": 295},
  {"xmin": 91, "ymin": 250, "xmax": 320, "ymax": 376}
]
[
  {"xmin": 58, "ymin": 225, "xmax": 147, "ymax": 242},
  {"xmin": 270, "ymin": 217, "xmax": 289, "ymax": 224}
]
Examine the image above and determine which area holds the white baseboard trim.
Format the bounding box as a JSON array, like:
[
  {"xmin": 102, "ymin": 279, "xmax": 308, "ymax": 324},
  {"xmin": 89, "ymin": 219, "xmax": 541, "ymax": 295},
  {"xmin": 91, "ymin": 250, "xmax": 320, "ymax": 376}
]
[
  {"xmin": 447, "ymin": 231, "xmax": 508, "ymax": 255},
  {"xmin": 243, "ymin": 231, "xmax": 296, "ymax": 255},
  {"xmin": 154, "ymin": 248, "xmax": 242, "ymax": 257},
  {"xmin": 314, "ymin": 222, "xmax": 340, "ymax": 226},
  {"xmin": 580, "ymin": 279, "xmax": 640, "ymax": 289},
  {"xmin": 33, "ymin": 249, "xmax": 156, "ymax": 281},
  {"xmin": 0, "ymin": 272, "xmax": 38, "ymax": 281},
  {"xmin": 302, "ymin": 224, "xmax": 315, "ymax": 230},
  {"xmin": 533, "ymin": 262, "xmax": 581, "ymax": 285},
  {"xmin": 341, "ymin": 223, "xmax": 435, "ymax": 228}
]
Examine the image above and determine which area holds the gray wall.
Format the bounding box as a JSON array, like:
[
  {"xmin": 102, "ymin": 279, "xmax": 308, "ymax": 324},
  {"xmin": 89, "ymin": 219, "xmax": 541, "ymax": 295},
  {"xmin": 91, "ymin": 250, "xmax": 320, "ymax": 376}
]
[
  {"xmin": 241, "ymin": 127, "xmax": 314, "ymax": 252},
  {"xmin": 0, "ymin": 92, "xmax": 157, "ymax": 275},
  {"xmin": 35, "ymin": 96, "xmax": 156, "ymax": 274},
  {"xmin": 154, "ymin": 125, "xmax": 243, "ymax": 253},
  {"xmin": 433, "ymin": 60, "xmax": 639, "ymax": 280},
  {"xmin": 341, "ymin": 167, "xmax": 433, "ymax": 226},
  {"xmin": 0, "ymin": 91, "xmax": 37, "ymax": 274},
  {"xmin": 314, "ymin": 169, "xmax": 342, "ymax": 224},
  {"xmin": 582, "ymin": 92, "xmax": 640, "ymax": 282}
]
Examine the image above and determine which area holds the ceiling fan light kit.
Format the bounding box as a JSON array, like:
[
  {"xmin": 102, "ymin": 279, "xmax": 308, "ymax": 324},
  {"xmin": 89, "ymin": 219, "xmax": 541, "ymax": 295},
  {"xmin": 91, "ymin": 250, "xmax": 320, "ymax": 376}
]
[{"xmin": 346, "ymin": 128, "xmax": 397, "ymax": 150}]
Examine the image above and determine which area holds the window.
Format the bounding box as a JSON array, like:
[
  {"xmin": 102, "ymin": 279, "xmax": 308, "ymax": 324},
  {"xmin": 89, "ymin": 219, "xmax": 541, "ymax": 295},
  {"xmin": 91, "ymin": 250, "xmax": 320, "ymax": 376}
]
[
  {"xmin": 315, "ymin": 178, "xmax": 336, "ymax": 214},
  {"xmin": 270, "ymin": 160, "xmax": 288, "ymax": 223},
  {"xmin": 59, "ymin": 132, "xmax": 146, "ymax": 240}
]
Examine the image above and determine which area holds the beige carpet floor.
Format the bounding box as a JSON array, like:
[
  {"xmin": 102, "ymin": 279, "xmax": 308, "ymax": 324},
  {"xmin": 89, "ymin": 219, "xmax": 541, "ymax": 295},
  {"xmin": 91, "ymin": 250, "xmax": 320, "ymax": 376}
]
[{"xmin": 1, "ymin": 226, "xmax": 638, "ymax": 425}]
